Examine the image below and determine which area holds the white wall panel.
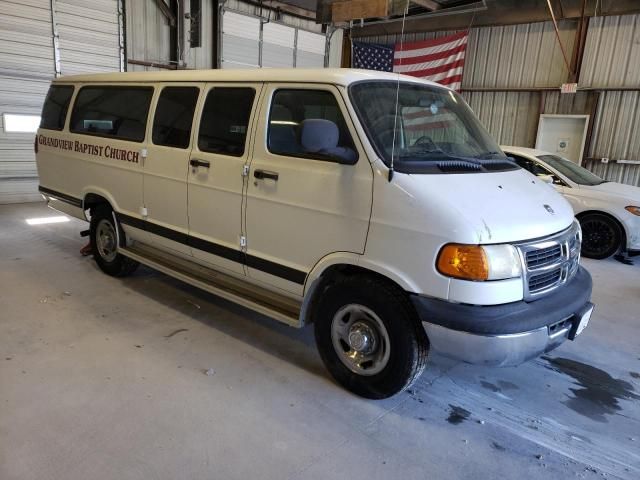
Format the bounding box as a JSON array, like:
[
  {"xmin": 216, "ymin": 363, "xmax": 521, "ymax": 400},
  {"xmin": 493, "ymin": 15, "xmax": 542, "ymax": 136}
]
[
  {"xmin": 57, "ymin": 0, "xmax": 121, "ymax": 75},
  {"xmin": 262, "ymin": 22, "xmax": 294, "ymax": 68},
  {"xmin": 0, "ymin": 0, "xmax": 122, "ymax": 203},
  {"xmin": 296, "ymin": 29, "xmax": 325, "ymax": 67},
  {"xmin": 221, "ymin": 11, "xmax": 260, "ymax": 68},
  {"xmin": 0, "ymin": 0, "xmax": 53, "ymax": 203}
]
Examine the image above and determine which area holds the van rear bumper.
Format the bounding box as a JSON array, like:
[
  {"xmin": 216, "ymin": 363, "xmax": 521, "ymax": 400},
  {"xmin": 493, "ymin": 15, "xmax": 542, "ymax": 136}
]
[{"xmin": 411, "ymin": 266, "xmax": 593, "ymax": 366}]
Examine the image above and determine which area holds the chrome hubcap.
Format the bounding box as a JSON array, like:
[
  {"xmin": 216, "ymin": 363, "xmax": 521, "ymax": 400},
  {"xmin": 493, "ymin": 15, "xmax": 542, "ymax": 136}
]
[
  {"xmin": 331, "ymin": 304, "xmax": 390, "ymax": 376},
  {"xmin": 96, "ymin": 219, "xmax": 117, "ymax": 262}
]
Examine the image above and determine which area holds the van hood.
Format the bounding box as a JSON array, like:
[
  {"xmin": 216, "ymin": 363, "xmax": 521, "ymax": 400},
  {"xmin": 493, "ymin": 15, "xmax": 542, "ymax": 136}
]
[{"xmin": 409, "ymin": 169, "xmax": 575, "ymax": 244}]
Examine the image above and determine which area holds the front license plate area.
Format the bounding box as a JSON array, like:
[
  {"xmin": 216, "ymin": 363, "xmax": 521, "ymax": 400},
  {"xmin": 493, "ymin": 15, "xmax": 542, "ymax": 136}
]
[{"xmin": 569, "ymin": 303, "xmax": 594, "ymax": 340}]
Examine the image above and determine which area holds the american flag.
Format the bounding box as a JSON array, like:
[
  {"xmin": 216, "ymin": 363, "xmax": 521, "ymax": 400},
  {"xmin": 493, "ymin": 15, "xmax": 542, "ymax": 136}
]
[
  {"xmin": 353, "ymin": 31, "xmax": 468, "ymax": 91},
  {"xmin": 352, "ymin": 42, "xmax": 394, "ymax": 72},
  {"xmin": 394, "ymin": 31, "xmax": 468, "ymax": 91}
]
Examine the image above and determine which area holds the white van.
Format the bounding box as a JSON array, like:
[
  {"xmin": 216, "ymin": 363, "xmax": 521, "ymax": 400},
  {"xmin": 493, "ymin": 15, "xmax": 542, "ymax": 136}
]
[{"xmin": 36, "ymin": 68, "xmax": 594, "ymax": 398}]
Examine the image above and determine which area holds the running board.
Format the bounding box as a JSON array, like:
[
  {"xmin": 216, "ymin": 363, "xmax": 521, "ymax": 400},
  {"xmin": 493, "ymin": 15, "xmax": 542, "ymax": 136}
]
[{"xmin": 119, "ymin": 243, "xmax": 302, "ymax": 327}]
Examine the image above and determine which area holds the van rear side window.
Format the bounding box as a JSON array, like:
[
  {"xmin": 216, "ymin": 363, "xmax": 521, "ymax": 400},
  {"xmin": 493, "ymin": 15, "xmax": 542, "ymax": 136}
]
[
  {"xmin": 198, "ymin": 87, "xmax": 255, "ymax": 157},
  {"xmin": 152, "ymin": 87, "xmax": 200, "ymax": 149},
  {"xmin": 70, "ymin": 86, "xmax": 153, "ymax": 142},
  {"xmin": 40, "ymin": 85, "xmax": 74, "ymax": 131}
]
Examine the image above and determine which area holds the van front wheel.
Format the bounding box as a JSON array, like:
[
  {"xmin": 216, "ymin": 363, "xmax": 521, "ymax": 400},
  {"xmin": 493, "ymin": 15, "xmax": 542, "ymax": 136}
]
[
  {"xmin": 90, "ymin": 205, "xmax": 139, "ymax": 277},
  {"xmin": 314, "ymin": 275, "xmax": 429, "ymax": 399}
]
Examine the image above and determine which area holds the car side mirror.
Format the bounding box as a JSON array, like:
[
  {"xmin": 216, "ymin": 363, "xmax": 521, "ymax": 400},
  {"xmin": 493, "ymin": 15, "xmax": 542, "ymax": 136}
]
[{"xmin": 538, "ymin": 174, "xmax": 555, "ymax": 185}]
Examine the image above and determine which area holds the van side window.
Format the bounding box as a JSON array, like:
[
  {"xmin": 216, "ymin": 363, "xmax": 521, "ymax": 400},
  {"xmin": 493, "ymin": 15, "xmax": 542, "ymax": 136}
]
[
  {"xmin": 267, "ymin": 89, "xmax": 357, "ymax": 163},
  {"xmin": 152, "ymin": 87, "xmax": 200, "ymax": 149},
  {"xmin": 70, "ymin": 86, "xmax": 153, "ymax": 142},
  {"xmin": 198, "ymin": 88, "xmax": 255, "ymax": 156},
  {"xmin": 40, "ymin": 85, "xmax": 74, "ymax": 131}
]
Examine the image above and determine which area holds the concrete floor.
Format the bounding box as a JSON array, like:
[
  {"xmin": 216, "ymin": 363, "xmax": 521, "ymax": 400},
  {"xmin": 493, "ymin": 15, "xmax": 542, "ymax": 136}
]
[{"xmin": 1, "ymin": 202, "xmax": 639, "ymax": 480}]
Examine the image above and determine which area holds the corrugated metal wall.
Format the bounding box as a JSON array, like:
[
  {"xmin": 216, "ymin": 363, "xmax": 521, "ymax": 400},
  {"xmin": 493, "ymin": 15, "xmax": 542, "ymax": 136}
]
[
  {"xmin": 462, "ymin": 91, "xmax": 540, "ymax": 147},
  {"xmin": 584, "ymin": 158, "xmax": 640, "ymax": 186},
  {"xmin": 125, "ymin": 0, "xmax": 172, "ymax": 71},
  {"xmin": 581, "ymin": 13, "xmax": 640, "ymax": 88},
  {"xmin": 464, "ymin": 21, "xmax": 576, "ymax": 89}
]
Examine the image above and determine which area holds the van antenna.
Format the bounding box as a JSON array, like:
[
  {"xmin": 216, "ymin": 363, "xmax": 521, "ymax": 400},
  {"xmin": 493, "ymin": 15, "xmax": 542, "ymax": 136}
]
[{"xmin": 389, "ymin": 0, "xmax": 410, "ymax": 182}]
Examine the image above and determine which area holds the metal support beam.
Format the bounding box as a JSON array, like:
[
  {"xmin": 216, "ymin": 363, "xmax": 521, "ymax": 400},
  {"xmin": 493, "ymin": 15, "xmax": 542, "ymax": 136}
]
[
  {"xmin": 153, "ymin": 0, "xmax": 177, "ymax": 26},
  {"xmin": 128, "ymin": 59, "xmax": 177, "ymax": 69},
  {"xmin": 411, "ymin": 0, "xmax": 441, "ymax": 11},
  {"xmin": 50, "ymin": 0, "xmax": 61, "ymax": 77},
  {"xmin": 117, "ymin": 0, "xmax": 125, "ymax": 71}
]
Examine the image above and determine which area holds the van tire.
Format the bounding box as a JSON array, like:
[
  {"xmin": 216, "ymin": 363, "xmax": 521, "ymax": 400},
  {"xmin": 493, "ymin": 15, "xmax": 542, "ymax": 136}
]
[
  {"xmin": 90, "ymin": 205, "xmax": 139, "ymax": 277},
  {"xmin": 314, "ymin": 275, "xmax": 429, "ymax": 399}
]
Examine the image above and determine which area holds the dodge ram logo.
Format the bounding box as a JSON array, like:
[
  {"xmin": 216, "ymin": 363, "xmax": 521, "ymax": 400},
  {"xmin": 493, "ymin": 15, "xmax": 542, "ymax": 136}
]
[{"xmin": 544, "ymin": 204, "xmax": 555, "ymax": 214}]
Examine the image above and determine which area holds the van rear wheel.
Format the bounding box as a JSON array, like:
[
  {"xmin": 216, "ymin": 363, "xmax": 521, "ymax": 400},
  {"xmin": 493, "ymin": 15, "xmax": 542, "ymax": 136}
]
[
  {"xmin": 90, "ymin": 205, "xmax": 139, "ymax": 277},
  {"xmin": 314, "ymin": 275, "xmax": 429, "ymax": 399}
]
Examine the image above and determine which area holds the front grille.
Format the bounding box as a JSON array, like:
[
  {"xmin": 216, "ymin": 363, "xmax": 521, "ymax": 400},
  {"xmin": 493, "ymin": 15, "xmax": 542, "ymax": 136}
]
[
  {"xmin": 526, "ymin": 244, "xmax": 562, "ymax": 269},
  {"xmin": 517, "ymin": 222, "xmax": 582, "ymax": 299},
  {"xmin": 529, "ymin": 268, "xmax": 562, "ymax": 291}
]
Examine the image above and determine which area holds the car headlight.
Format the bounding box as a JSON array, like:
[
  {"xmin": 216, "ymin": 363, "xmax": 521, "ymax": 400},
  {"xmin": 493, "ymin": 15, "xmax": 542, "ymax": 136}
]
[
  {"xmin": 437, "ymin": 244, "xmax": 522, "ymax": 281},
  {"xmin": 625, "ymin": 206, "xmax": 640, "ymax": 216}
]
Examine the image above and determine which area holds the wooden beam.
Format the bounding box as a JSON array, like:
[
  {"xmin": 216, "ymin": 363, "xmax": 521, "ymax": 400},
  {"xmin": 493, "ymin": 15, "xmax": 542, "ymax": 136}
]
[
  {"xmin": 411, "ymin": 0, "xmax": 441, "ymax": 11},
  {"xmin": 152, "ymin": 0, "xmax": 176, "ymax": 26},
  {"xmin": 332, "ymin": 0, "xmax": 388, "ymax": 23}
]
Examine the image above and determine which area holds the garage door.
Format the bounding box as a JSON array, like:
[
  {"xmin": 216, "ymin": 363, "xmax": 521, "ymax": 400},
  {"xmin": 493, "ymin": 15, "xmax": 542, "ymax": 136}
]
[
  {"xmin": 0, "ymin": 0, "xmax": 123, "ymax": 204},
  {"xmin": 221, "ymin": 9, "xmax": 326, "ymax": 69}
]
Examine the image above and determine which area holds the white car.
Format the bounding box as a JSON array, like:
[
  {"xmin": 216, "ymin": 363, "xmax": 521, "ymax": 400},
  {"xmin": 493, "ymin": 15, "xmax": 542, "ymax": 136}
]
[{"xmin": 503, "ymin": 146, "xmax": 640, "ymax": 260}]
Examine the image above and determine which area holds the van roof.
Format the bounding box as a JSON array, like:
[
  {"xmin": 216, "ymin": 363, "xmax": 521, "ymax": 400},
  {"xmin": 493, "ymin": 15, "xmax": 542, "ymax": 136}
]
[{"xmin": 53, "ymin": 68, "xmax": 448, "ymax": 89}]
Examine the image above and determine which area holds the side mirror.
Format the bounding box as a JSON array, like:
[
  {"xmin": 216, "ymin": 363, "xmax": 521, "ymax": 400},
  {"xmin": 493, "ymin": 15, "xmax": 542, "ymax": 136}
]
[{"xmin": 538, "ymin": 174, "xmax": 555, "ymax": 185}]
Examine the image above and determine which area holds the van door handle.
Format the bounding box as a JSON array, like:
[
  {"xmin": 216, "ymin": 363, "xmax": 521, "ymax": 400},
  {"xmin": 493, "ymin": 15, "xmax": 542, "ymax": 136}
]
[
  {"xmin": 190, "ymin": 159, "xmax": 210, "ymax": 168},
  {"xmin": 254, "ymin": 169, "xmax": 279, "ymax": 181}
]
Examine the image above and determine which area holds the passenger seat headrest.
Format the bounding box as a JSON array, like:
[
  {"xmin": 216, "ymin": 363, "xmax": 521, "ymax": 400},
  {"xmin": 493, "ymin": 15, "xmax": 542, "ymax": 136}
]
[{"xmin": 300, "ymin": 119, "xmax": 339, "ymax": 153}]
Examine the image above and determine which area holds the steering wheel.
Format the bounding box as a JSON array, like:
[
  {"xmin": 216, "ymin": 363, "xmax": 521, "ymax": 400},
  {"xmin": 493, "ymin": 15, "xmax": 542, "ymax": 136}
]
[{"xmin": 413, "ymin": 135, "xmax": 438, "ymax": 151}]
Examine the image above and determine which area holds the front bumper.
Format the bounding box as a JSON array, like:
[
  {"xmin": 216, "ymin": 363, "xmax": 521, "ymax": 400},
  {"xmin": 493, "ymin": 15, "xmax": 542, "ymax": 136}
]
[{"xmin": 411, "ymin": 266, "xmax": 593, "ymax": 366}]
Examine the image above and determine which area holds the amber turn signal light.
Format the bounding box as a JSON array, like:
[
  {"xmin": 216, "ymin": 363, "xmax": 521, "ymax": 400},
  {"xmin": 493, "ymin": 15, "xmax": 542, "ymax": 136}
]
[{"xmin": 437, "ymin": 244, "xmax": 489, "ymax": 281}]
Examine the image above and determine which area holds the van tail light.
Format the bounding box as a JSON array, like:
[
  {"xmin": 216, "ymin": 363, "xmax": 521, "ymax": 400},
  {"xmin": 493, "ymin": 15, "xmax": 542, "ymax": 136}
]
[{"xmin": 34, "ymin": 136, "xmax": 38, "ymax": 154}]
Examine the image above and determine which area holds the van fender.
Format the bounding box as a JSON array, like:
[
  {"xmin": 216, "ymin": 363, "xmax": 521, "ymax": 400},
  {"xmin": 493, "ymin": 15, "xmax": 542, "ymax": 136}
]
[
  {"xmin": 81, "ymin": 186, "xmax": 121, "ymax": 220},
  {"xmin": 300, "ymin": 252, "xmax": 421, "ymax": 325}
]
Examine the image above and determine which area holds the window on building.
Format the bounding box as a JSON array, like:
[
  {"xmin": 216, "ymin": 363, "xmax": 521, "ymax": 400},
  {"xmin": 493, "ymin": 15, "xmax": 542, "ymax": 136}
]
[
  {"xmin": 4, "ymin": 114, "xmax": 41, "ymax": 133},
  {"xmin": 189, "ymin": 0, "xmax": 202, "ymax": 48},
  {"xmin": 40, "ymin": 85, "xmax": 74, "ymax": 131},
  {"xmin": 198, "ymin": 87, "xmax": 255, "ymax": 156},
  {"xmin": 70, "ymin": 86, "xmax": 153, "ymax": 142},
  {"xmin": 152, "ymin": 87, "xmax": 200, "ymax": 149},
  {"xmin": 267, "ymin": 89, "xmax": 357, "ymax": 163}
]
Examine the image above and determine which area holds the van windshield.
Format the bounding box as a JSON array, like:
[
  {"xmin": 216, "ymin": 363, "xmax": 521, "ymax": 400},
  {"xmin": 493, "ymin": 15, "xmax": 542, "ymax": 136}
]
[{"xmin": 350, "ymin": 81, "xmax": 510, "ymax": 173}]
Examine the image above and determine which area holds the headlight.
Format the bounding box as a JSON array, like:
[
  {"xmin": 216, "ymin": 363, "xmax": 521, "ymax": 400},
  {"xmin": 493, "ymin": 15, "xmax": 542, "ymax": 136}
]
[
  {"xmin": 625, "ymin": 206, "xmax": 640, "ymax": 216},
  {"xmin": 574, "ymin": 219, "xmax": 582, "ymax": 244},
  {"xmin": 437, "ymin": 244, "xmax": 522, "ymax": 281}
]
